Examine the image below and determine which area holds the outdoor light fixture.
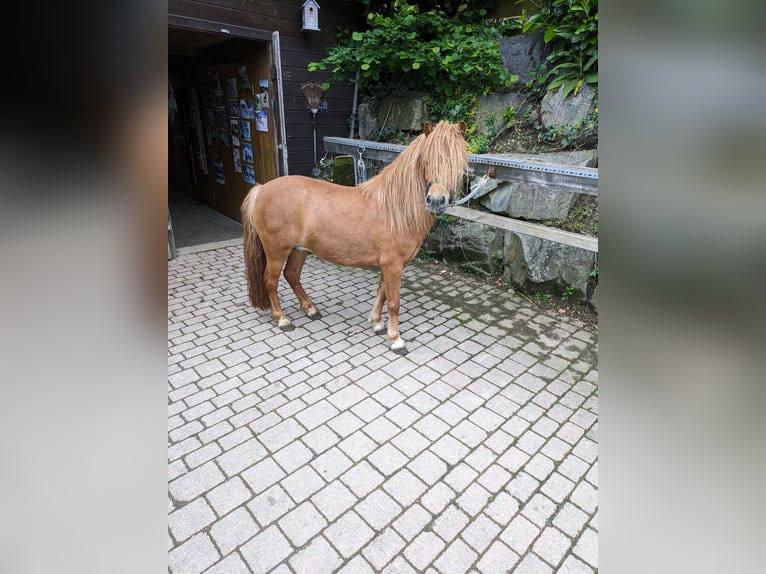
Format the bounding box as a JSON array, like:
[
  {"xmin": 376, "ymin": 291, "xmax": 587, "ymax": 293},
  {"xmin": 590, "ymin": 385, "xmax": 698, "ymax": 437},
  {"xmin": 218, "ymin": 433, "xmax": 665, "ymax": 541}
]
[
  {"xmin": 301, "ymin": 0, "xmax": 320, "ymax": 31},
  {"xmin": 302, "ymin": 82, "xmax": 324, "ymax": 171}
]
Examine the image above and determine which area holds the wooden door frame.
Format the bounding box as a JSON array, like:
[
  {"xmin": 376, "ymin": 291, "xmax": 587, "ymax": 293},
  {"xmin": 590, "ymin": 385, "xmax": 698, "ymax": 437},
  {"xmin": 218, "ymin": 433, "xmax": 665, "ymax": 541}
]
[{"xmin": 168, "ymin": 15, "xmax": 287, "ymax": 177}]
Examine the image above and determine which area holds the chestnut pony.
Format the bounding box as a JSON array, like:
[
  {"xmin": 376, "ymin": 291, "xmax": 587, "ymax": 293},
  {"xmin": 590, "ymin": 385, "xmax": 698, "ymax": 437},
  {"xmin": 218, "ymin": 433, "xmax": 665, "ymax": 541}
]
[{"xmin": 241, "ymin": 120, "xmax": 467, "ymax": 355}]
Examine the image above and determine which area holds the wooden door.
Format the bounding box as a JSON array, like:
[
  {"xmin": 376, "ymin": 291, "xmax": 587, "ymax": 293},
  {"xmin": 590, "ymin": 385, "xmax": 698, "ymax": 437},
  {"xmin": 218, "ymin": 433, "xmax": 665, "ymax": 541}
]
[{"xmin": 198, "ymin": 43, "xmax": 279, "ymax": 222}]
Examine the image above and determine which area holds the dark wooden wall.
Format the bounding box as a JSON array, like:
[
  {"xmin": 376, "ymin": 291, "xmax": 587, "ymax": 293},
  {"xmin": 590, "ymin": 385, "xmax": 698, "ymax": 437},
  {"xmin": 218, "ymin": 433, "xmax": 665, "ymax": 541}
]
[{"xmin": 169, "ymin": 0, "xmax": 365, "ymax": 176}]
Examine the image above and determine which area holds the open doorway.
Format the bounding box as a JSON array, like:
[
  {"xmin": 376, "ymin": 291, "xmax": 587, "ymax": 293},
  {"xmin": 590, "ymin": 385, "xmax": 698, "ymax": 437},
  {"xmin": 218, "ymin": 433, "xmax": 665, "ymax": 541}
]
[{"xmin": 169, "ymin": 27, "xmax": 280, "ymax": 251}]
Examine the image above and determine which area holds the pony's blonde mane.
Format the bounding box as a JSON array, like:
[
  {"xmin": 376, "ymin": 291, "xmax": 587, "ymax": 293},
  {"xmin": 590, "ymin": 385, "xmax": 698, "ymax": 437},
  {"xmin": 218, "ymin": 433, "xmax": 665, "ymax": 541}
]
[{"xmin": 359, "ymin": 121, "xmax": 468, "ymax": 236}]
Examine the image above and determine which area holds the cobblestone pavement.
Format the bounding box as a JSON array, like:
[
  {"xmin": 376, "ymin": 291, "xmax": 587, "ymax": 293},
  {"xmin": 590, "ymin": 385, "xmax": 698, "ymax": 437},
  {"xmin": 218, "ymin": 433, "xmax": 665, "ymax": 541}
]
[{"xmin": 168, "ymin": 245, "xmax": 598, "ymax": 574}]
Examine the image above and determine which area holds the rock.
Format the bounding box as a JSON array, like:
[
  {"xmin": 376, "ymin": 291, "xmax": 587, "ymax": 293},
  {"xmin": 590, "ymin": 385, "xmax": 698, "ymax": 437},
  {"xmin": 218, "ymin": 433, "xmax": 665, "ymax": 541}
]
[
  {"xmin": 474, "ymin": 93, "xmax": 529, "ymax": 135},
  {"xmin": 481, "ymin": 150, "xmax": 596, "ymax": 220},
  {"xmin": 423, "ymin": 219, "xmax": 504, "ymax": 276},
  {"xmin": 541, "ymin": 83, "xmax": 597, "ymax": 129},
  {"xmin": 357, "ymin": 102, "xmax": 378, "ymax": 140},
  {"xmin": 378, "ymin": 92, "xmax": 429, "ymax": 131},
  {"xmin": 498, "ymin": 35, "xmax": 547, "ymax": 84},
  {"xmin": 503, "ymin": 231, "xmax": 595, "ymax": 297},
  {"xmin": 479, "ymin": 184, "xmax": 512, "ymax": 213},
  {"xmin": 589, "ymin": 284, "xmax": 599, "ymax": 314}
]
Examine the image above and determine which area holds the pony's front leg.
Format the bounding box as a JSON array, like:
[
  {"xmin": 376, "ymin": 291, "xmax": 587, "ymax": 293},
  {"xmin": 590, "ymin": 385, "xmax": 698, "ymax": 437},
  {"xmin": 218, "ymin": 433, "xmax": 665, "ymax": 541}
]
[
  {"xmin": 381, "ymin": 265, "xmax": 408, "ymax": 355},
  {"xmin": 368, "ymin": 276, "xmax": 387, "ymax": 335},
  {"xmin": 284, "ymin": 249, "xmax": 321, "ymax": 320}
]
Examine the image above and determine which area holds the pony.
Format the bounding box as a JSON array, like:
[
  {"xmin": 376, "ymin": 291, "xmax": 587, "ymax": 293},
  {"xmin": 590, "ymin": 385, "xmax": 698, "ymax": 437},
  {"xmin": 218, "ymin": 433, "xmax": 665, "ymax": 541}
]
[{"xmin": 240, "ymin": 120, "xmax": 467, "ymax": 355}]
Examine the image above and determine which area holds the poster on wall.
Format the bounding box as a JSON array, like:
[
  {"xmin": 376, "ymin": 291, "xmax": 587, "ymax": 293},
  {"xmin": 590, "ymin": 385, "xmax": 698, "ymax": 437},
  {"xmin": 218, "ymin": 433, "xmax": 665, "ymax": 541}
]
[
  {"xmin": 255, "ymin": 110, "xmax": 269, "ymax": 132},
  {"xmin": 232, "ymin": 148, "xmax": 242, "ymax": 173},
  {"xmin": 239, "ymin": 120, "xmax": 251, "ymax": 141},
  {"xmin": 241, "ymin": 143, "xmax": 253, "ymax": 164},
  {"xmin": 213, "ymin": 160, "xmax": 225, "ymax": 184},
  {"xmin": 244, "ymin": 164, "xmax": 256, "ymax": 185},
  {"xmin": 226, "ymin": 78, "xmax": 238, "ymax": 99},
  {"xmin": 237, "ymin": 66, "xmax": 251, "ymax": 90},
  {"xmin": 227, "ymin": 99, "xmax": 239, "ymax": 118},
  {"xmin": 258, "ymin": 79, "xmax": 270, "ymax": 109},
  {"xmin": 230, "ymin": 119, "xmax": 240, "ymax": 147},
  {"xmin": 218, "ymin": 128, "xmax": 229, "ymax": 147},
  {"xmin": 239, "ymin": 99, "xmax": 255, "ymax": 119}
]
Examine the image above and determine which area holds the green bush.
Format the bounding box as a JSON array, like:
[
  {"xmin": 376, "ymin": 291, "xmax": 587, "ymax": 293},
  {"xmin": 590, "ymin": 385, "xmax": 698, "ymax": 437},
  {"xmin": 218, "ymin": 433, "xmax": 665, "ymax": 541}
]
[
  {"xmin": 514, "ymin": 0, "xmax": 598, "ymax": 98},
  {"xmin": 309, "ymin": 1, "xmax": 518, "ymax": 116}
]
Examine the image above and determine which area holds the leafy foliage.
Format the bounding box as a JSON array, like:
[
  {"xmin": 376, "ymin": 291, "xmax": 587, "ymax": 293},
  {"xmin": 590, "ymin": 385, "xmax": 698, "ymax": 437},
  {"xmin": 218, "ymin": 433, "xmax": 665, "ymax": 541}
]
[
  {"xmin": 514, "ymin": 0, "xmax": 598, "ymax": 98},
  {"xmin": 309, "ymin": 1, "xmax": 518, "ymax": 115}
]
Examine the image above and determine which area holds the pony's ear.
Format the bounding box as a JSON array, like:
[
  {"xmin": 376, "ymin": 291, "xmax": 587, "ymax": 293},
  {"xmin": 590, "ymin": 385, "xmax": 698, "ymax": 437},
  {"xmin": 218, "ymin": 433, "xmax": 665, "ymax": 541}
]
[
  {"xmin": 457, "ymin": 121, "xmax": 467, "ymax": 136},
  {"xmin": 423, "ymin": 121, "xmax": 433, "ymax": 136}
]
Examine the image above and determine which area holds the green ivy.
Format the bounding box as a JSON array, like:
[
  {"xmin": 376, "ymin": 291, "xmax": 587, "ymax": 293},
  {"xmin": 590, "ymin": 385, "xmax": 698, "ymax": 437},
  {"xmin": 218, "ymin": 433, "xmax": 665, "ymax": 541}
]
[
  {"xmin": 309, "ymin": 1, "xmax": 518, "ymax": 114},
  {"xmin": 514, "ymin": 0, "xmax": 598, "ymax": 98}
]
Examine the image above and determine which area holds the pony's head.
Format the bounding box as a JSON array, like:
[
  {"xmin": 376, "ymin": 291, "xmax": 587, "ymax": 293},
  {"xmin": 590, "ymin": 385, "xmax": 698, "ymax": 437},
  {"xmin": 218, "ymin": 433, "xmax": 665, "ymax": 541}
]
[{"xmin": 420, "ymin": 120, "xmax": 468, "ymax": 215}]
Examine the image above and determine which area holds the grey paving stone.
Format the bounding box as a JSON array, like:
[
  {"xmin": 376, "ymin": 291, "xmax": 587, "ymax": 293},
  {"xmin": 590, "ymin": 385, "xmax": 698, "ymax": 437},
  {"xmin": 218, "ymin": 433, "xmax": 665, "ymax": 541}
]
[
  {"xmin": 209, "ymin": 507, "xmax": 259, "ymax": 555},
  {"xmin": 362, "ymin": 527, "xmax": 407, "ymax": 570},
  {"xmin": 241, "ymin": 458, "xmax": 286, "ymax": 495},
  {"xmin": 369, "ymin": 443, "xmax": 410, "ymax": 476},
  {"xmin": 351, "ymin": 397, "xmax": 386, "ymax": 422},
  {"xmin": 570, "ymin": 480, "xmax": 598, "ymax": 514},
  {"xmin": 414, "ymin": 413, "xmax": 450, "ymax": 441},
  {"xmin": 338, "ymin": 555, "xmax": 376, "ymax": 574},
  {"xmin": 391, "ymin": 427, "xmax": 430, "ymax": 457},
  {"xmin": 431, "ymin": 434, "xmax": 471, "ymax": 466},
  {"xmin": 558, "ymin": 555, "xmax": 595, "ymax": 574},
  {"xmin": 573, "ymin": 527, "xmax": 598, "ymax": 568},
  {"xmin": 247, "ymin": 484, "xmax": 295, "ymax": 527},
  {"xmin": 393, "ymin": 504, "xmax": 432, "ymax": 541},
  {"xmin": 404, "ymin": 531, "xmax": 445, "ymax": 571},
  {"xmin": 383, "ymin": 469, "xmax": 428, "ymax": 506},
  {"xmin": 382, "ymin": 556, "xmax": 418, "ymax": 574},
  {"xmin": 461, "ymin": 513, "xmax": 501, "ymax": 553},
  {"xmin": 310, "ymin": 446, "xmax": 353, "ymax": 482},
  {"xmin": 523, "ymin": 493, "xmax": 558, "ymax": 528},
  {"xmin": 338, "ymin": 430, "xmax": 377, "ymax": 461},
  {"xmin": 456, "ymin": 482, "xmax": 491, "ymax": 517},
  {"xmin": 325, "ymin": 511, "xmax": 376, "ymax": 558},
  {"xmin": 420, "ymin": 482, "xmax": 455, "ymax": 515},
  {"xmin": 168, "ymin": 532, "xmax": 219, "ymax": 574},
  {"xmin": 279, "ymin": 501, "xmax": 328, "ymax": 547},
  {"xmin": 169, "ymin": 498, "xmax": 216, "ymax": 543},
  {"xmin": 240, "ymin": 524, "xmax": 292, "ymax": 573},
  {"xmin": 485, "ymin": 491, "xmax": 519, "ymax": 525},
  {"xmin": 341, "ymin": 460, "xmax": 385, "ymax": 497},
  {"xmin": 477, "ymin": 464, "xmax": 511, "ymax": 493},
  {"xmin": 432, "ymin": 503, "xmax": 470, "ymax": 542},
  {"xmin": 312, "ymin": 480, "xmax": 357, "ymax": 521},
  {"xmin": 500, "ymin": 515, "xmax": 540, "ymax": 555},
  {"xmin": 356, "ymin": 489, "xmax": 402, "ymax": 530},
  {"xmin": 433, "ymin": 538, "xmax": 478, "ymax": 574},
  {"xmin": 541, "ymin": 471, "xmax": 576, "ymax": 504},
  {"xmin": 281, "ymin": 465, "xmax": 326, "ymax": 502},
  {"xmin": 295, "ymin": 399, "xmax": 341, "ymax": 431},
  {"xmin": 363, "ymin": 416, "xmax": 400, "ymax": 443},
  {"xmin": 514, "ymin": 552, "xmax": 554, "ymax": 574},
  {"xmin": 201, "ymin": 553, "xmax": 250, "ymax": 574},
  {"xmin": 289, "ymin": 535, "xmax": 342, "ymax": 574},
  {"xmin": 475, "ymin": 540, "xmax": 520, "ymax": 574},
  {"xmin": 533, "ymin": 526, "xmax": 572, "ymax": 568},
  {"xmin": 407, "ymin": 449, "xmax": 448, "ymax": 485},
  {"xmin": 302, "ymin": 424, "xmax": 341, "ymax": 455},
  {"xmin": 216, "ymin": 437, "xmax": 267, "ymax": 477},
  {"xmin": 169, "ymin": 461, "xmax": 225, "ymax": 503},
  {"xmin": 273, "ymin": 440, "xmax": 313, "ymax": 474}
]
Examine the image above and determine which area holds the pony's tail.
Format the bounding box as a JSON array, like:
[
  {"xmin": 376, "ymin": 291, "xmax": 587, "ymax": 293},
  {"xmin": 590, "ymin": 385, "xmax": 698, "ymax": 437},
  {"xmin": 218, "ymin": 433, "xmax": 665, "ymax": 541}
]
[{"xmin": 241, "ymin": 186, "xmax": 270, "ymax": 309}]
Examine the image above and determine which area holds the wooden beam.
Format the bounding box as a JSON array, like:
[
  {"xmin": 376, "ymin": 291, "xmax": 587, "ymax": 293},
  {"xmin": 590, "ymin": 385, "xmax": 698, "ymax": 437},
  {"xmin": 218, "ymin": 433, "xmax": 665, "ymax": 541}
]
[{"xmin": 446, "ymin": 206, "xmax": 598, "ymax": 253}]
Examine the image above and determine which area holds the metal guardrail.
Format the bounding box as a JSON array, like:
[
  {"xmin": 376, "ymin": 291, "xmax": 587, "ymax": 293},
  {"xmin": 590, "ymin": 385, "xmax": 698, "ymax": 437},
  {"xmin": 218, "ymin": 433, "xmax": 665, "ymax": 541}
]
[
  {"xmin": 323, "ymin": 136, "xmax": 598, "ymax": 196},
  {"xmin": 322, "ymin": 136, "xmax": 599, "ymax": 253}
]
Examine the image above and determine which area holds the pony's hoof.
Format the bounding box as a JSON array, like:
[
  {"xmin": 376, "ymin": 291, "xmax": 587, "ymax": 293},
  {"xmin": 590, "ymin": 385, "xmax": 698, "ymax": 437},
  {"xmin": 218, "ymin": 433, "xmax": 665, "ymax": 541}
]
[
  {"xmin": 373, "ymin": 323, "xmax": 386, "ymax": 335},
  {"xmin": 391, "ymin": 337, "xmax": 408, "ymax": 355},
  {"xmin": 308, "ymin": 310, "xmax": 322, "ymax": 320},
  {"xmin": 277, "ymin": 320, "xmax": 295, "ymax": 331}
]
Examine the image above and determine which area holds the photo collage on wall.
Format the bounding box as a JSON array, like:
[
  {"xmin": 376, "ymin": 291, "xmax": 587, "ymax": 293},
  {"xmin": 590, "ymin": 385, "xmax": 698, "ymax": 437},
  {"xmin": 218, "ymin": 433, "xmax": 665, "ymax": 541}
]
[{"xmin": 202, "ymin": 65, "xmax": 271, "ymax": 187}]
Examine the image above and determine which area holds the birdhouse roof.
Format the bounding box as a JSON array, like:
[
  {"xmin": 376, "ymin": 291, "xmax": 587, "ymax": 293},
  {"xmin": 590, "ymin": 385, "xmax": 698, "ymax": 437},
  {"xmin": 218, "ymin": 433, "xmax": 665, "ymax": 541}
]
[{"xmin": 303, "ymin": 0, "xmax": 320, "ymax": 8}]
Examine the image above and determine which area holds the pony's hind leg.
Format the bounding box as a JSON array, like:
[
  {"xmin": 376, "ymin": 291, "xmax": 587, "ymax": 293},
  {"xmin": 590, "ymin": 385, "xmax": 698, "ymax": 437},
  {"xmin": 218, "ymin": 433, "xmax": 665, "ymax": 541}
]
[
  {"xmin": 368, "ymin": 275, "xmax": 387, "ymax": 335},
  {"xmin": 263, "ymin": 249, "xmax": 294, "ymax": 331},
  {"xmin": 283, "ymin": 248, "xmax": 321, "ymax": 320}
]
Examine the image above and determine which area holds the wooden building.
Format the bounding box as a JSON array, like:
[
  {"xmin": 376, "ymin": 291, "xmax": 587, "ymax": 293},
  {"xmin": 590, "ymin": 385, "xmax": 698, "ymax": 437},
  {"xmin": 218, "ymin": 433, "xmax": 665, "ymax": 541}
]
[{"xmin": 169, "ymin": 1, "xmax": 364, "ymax": 222}]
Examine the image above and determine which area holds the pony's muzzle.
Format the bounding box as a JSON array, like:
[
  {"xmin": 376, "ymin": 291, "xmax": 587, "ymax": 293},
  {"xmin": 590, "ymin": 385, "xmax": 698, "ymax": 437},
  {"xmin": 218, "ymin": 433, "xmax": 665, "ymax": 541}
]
[{"xmin": 425, "ymin": 192, "xmax": 448, "ymax": 215}]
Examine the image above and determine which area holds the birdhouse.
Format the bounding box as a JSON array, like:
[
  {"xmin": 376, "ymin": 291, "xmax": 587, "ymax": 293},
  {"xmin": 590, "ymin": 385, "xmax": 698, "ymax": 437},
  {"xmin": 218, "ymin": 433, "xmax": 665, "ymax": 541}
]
[{"xmin": 301, "ymin": 0, "xmax": 320, "ymax": 31}]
